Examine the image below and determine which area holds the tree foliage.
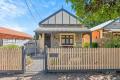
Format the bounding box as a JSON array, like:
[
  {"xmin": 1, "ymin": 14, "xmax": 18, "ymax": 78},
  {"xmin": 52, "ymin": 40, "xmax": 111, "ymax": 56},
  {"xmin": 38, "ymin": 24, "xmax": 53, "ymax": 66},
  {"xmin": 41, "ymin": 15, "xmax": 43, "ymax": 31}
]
[{"xmin": 66, "ymin": 0, "xmax": 120, "ymax": 27}]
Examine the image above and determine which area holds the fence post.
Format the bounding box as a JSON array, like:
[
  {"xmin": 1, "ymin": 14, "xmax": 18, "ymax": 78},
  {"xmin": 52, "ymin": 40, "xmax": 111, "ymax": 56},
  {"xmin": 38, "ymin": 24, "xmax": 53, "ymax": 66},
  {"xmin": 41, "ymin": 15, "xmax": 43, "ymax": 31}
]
[
  {"xmin": 44, "ymin": 45, "xmax": 48, "ymax": 72},
  {"xmin": 90, "ymin": 32, "xmax": 92, "ymax": 48},
  {"xmin": 22, "ymin": 46, "xmax": 26, "ymax": 73}
]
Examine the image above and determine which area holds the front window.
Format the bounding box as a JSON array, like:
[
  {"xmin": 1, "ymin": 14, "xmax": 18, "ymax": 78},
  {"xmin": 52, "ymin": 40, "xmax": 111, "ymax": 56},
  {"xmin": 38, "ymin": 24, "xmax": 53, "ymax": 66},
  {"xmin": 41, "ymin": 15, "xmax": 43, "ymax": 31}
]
[{"xmin": 60, "ymin": 35, "xmax": 74, "ymax": 46}]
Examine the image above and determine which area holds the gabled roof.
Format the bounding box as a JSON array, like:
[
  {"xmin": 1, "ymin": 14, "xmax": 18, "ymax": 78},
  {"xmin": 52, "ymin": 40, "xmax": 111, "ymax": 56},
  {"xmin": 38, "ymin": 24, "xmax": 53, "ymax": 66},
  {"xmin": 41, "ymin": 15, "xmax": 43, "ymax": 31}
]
[
  {"xmin": 35, "ymin": 8, "xmax": 90, "ymax": 33},
  {"xmin": 0, "ymin": 27, "xmax": 32, "ymax": 39},
  {"xmin": 90, "ymin": 18, "xmax": 120, "ymax": 31},
  {"xmin": 39, "ymin": 8, "xmax": 80, "ymax": 25}
]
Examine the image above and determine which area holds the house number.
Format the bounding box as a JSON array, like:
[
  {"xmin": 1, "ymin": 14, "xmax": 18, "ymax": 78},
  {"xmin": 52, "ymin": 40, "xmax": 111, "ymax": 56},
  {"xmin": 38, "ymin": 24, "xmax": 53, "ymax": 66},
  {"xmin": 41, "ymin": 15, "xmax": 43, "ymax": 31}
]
[{"xmin": 49, "ymin": 53, "xmax": 58, "ymax": 57}]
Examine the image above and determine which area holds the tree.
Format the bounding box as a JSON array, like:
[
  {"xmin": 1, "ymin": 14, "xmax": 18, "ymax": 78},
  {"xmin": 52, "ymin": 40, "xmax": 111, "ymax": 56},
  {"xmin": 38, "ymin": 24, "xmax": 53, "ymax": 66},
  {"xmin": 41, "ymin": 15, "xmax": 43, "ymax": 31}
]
[{"xmin": 66, "ymin": 0, "xmax": 120, "ymax": 27}]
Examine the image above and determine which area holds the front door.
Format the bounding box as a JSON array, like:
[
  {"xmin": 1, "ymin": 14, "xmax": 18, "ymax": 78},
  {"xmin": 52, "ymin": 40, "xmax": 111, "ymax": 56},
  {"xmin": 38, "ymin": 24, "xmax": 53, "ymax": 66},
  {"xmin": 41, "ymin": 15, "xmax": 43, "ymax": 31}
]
[{"xmin": 45, "ymin": 33, "xmax": 51, "ymax": 48}]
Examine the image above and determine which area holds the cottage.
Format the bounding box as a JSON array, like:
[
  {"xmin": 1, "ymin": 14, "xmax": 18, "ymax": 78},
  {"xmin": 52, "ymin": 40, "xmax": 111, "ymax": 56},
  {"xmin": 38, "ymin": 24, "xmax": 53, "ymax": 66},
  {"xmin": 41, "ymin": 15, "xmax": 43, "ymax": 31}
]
[
  {"xmin": 35, "ymin": 8, "xmax": 92, "ymax": 52},
  {"xmin": 90, "ymin": 18, "xmax": 120, "ymax": 47}
]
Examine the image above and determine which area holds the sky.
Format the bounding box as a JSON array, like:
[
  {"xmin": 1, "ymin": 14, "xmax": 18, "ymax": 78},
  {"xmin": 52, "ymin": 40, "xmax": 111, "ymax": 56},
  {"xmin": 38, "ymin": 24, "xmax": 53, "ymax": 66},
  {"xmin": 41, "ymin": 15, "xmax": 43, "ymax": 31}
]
[{"xmin": 0, "ymin": 0, "xmax": 75, "ymax": 36}]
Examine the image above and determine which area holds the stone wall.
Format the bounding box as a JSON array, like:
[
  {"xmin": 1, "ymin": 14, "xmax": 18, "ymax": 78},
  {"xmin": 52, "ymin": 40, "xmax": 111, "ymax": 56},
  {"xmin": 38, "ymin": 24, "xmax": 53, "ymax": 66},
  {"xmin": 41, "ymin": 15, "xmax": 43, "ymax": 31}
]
[
  {"xmin": 51, "ymin": 33, "xmax": 82, "ymax": 48},
  {"xmin": 51, "ymin": 33, "xmax": 60, "ymax": 48}
]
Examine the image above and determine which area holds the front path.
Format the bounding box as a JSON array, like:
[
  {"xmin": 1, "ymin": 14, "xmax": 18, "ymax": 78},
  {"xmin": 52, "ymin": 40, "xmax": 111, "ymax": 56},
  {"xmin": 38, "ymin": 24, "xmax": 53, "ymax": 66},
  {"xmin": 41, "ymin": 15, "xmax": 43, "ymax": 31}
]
[{"xmin": 26, "ymin": 56, "xmax": 44, "ymax": 75}]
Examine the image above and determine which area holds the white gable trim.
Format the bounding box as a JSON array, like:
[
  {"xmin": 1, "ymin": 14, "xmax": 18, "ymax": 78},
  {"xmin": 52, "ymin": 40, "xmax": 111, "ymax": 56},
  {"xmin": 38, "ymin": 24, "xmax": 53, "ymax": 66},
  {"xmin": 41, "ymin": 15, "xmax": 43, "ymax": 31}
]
[
  {"xmin": 90, "ymin": 20, "xmax": 114, "ymax": 31},
  {"xmin": 90, "ymin": 18, "xmax": 120, "ymax": 31}
]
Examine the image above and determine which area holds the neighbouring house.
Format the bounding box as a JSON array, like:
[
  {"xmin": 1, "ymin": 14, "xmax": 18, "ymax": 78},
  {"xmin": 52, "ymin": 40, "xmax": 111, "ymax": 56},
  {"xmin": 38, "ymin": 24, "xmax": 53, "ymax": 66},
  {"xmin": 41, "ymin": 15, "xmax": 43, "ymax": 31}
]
[
  {"xmin": 35, "ymin": 8, "xmax": 92, "ymax": 52},
  {"xmin": 90, "ymin": 18, "xmax": 120, "ymax": 47},
  {"xmin": 0, "ymin": 27, "xmax": 32, "ymax": 46}
]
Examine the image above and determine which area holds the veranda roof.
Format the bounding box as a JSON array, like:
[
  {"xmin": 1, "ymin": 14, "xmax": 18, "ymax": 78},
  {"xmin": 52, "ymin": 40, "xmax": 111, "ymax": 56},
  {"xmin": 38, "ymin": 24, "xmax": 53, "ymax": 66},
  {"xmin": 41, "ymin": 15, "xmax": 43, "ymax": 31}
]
[
  {"xmin": 105, "ymin": 29, "xmax": 120, "ymax": 32},
  {"xmin": 35, "ymin": 24, "xmax": 91, "ymax": 33},
  {"xmin": 0, "ymin": 27, "xmax": 32, "ymax": 39}
]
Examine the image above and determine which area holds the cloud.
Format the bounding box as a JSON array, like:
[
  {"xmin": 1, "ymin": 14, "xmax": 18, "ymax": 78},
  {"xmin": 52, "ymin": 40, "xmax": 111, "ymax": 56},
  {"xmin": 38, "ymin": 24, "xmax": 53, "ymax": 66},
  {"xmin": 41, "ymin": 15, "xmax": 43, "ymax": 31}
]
[
  {"xmin": 5, "ymin": 26, "xmax": 27, "ymax": 32},
  {"xmin": 0, "ymin": 0, "xmax": 27, "ymax": 21},
  {"xmin": 0, "ymin": 24, "xmax": 27, "ymax": 32},
  {"xmin": 39, "ymin": 0, "xmax": 56, "ymax": 8}
]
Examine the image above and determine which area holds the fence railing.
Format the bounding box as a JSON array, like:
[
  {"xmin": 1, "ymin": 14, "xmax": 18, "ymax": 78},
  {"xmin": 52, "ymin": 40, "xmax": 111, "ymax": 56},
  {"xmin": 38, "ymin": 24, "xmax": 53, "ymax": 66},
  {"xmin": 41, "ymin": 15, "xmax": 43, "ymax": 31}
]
[
  {"xmin": 0, "ymin": 47, "xmax": 25, "ymax": 73},
  {"xmin": 46, "ymin": 48, "xmax": 120, "ymax": 72}
]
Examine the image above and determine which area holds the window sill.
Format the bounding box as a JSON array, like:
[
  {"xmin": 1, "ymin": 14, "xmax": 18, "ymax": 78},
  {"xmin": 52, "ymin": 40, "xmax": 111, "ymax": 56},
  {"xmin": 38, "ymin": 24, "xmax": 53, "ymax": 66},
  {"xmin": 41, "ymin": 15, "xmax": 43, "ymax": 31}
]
[{"xmin": 60, "ymin": 45, "xmax": 75, "ymax": 47}]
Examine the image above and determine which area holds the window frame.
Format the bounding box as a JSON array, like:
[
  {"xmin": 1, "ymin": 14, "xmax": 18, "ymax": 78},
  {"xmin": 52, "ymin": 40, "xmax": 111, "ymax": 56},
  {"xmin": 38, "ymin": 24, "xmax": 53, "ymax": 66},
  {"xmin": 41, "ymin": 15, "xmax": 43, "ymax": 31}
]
[{"xmin": 60, "ymin": 33, "xmax": 75, "ymax": 46}]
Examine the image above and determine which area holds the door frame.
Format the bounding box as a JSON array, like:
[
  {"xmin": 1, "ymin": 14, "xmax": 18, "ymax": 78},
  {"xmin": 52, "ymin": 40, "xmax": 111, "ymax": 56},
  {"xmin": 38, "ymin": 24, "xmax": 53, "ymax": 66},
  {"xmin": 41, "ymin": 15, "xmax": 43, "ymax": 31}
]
[{"xmin": 44, "ymin": 33, "xmax": 51, "ymax": 48}]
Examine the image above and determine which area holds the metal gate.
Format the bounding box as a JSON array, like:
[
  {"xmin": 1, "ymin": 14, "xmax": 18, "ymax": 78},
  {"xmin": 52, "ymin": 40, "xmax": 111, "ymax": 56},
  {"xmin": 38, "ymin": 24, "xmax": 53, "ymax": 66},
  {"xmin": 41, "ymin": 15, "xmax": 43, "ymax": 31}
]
[{"xmin": 25, "ymin": 47, "xmax": 44, "ymax": 74}]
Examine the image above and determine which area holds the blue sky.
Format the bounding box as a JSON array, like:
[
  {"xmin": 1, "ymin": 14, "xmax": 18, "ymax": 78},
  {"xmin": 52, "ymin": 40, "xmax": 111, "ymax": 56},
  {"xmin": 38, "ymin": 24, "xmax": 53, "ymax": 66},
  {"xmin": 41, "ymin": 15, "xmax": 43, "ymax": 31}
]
[{"xmin": 0, "ymin": 0, "xmax": 75, "ymax": 36}]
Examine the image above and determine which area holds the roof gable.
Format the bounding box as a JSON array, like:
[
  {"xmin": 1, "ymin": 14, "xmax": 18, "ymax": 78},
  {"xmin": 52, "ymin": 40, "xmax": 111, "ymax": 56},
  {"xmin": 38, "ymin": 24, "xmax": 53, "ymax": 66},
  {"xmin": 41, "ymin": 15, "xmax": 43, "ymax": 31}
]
[
  {"xmin": 90, "ymin": 20, "xmax": 114, "ymax": 31},
  {"xmin": 104, "ymin": 20, "xmax": 120, "ymax": 30},
  {"xmin": 39, "ymin": 8, "xmax": 80, "ymax": 25},
  {"xmin": 90, "ymin": 18, "xmax": 120, "ymax": 31}
]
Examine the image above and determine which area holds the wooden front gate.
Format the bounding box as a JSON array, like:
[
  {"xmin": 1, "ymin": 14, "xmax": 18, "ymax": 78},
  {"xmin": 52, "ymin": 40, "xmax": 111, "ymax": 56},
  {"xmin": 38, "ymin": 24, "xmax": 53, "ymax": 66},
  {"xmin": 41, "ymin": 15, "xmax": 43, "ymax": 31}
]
[
  {"xmin": 45, "ymin": 48, "xmax": 120, "ymax": 72},
  {"xmin": 0, "ymin": 47, "xmax": 25, "ymax": 73}
]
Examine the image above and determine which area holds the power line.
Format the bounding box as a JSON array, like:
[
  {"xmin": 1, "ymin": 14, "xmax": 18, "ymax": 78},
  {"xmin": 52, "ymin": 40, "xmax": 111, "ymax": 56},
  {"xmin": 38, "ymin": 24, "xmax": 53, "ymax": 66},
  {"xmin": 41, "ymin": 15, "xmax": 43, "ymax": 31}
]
[
  {"xmin": 24, "ymin": 0, "xmax": 37, "ymax": 22},
  {"xmin": 29, "ymin": 0, "xmax": 41, "ymax": 19}
]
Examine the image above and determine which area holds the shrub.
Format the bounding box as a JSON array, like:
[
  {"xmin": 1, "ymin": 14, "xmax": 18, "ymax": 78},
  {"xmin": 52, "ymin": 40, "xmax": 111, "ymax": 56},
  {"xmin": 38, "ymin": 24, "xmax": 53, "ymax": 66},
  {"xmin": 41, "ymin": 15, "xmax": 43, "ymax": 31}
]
[
  {"xmin": 92, "ymin": 42, "xmax": 98, "ymax": 48},
  {"xmin": 83, "ymin": 42, "xmax": 90, "ymax": 48},
  {"xmin": 104, "ymin": 37, "xmax": 120, "ymax": 48},
  {"xmin": 26, "ymin": 56, "xmax": 32, "ymax": 66},
  {"xmin": 0, "ymin": 44, "xmax": 20, "ymax": 48},
  {"xmin": 83, "ymin": 42, "xmax": 98, "ymax": 48}
]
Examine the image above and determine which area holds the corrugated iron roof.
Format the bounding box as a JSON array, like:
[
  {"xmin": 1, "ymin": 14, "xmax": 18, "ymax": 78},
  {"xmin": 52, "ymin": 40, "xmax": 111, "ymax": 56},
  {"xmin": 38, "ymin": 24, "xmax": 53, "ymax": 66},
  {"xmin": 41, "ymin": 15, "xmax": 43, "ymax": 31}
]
[
  {"xmin": 35, "ymin": 25, "xmax": 91, "ymax": 33},
  {"xmin": 90, "ymin": 18, "xmax": 120, "ymax": 31},
  {"xmin": 0, "ymin": 27, "xmax": 32, "ymax": 39},
  {"xmin": 90, "ymin": 20, "xmax": 114, "ymax": 31}
]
